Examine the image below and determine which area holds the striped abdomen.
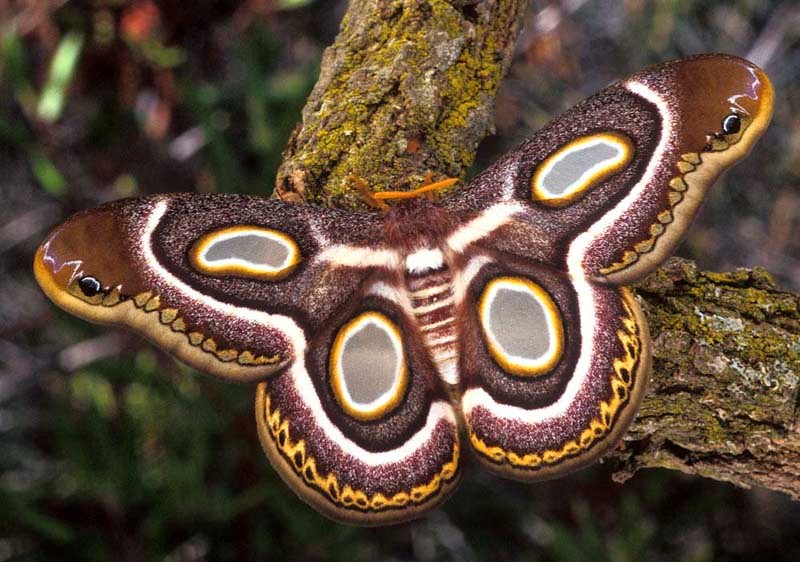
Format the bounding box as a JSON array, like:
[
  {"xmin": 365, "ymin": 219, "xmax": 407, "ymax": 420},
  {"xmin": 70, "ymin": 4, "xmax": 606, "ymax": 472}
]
[{"xmin": 406, "ymin": 266, "xmax": 459, "ymax": 385}]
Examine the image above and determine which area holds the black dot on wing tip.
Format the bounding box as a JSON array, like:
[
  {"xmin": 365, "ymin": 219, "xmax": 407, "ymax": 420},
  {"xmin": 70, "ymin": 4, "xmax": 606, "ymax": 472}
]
[
  {"xmin": 78, "ymin": 276, "xmax": 103, "ymax": 297},
  {"xmin": 722, "ymin": 114, "xmax": 741, "ymax": 135}
]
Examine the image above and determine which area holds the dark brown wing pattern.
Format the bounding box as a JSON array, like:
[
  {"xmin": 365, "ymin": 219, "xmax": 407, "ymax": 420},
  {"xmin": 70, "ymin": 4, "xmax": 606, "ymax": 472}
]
[
  {"xmin": 34, "ymin": 54, "xmax": 773, "ymax": 524},
  {"xmin": 439, "ymin": 54, "xmax": 772, "ymax": 482}
]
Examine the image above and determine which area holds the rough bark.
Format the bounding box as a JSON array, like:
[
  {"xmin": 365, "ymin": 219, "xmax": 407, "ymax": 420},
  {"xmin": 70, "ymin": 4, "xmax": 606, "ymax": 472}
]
[
  {"xmin": 275, "ymin": 0, "xmax": 528, "ymax": 208},
  {"xmin": 614, "ymin": 258, "xmax": 800, "ymax": 499},
  {"xmin": 277, "ymin": 1, "xmax": 800, "ymax": 497}
]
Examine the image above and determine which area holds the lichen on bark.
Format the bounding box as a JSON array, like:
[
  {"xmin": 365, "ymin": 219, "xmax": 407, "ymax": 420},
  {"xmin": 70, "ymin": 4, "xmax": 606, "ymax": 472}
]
[
  {"xmin": 275, "ymin": 0, "xmax": 528, "ymax": 209},
  {"xmin": 613, "ymin": 258, "xmax": 800, "ymax": 499}
]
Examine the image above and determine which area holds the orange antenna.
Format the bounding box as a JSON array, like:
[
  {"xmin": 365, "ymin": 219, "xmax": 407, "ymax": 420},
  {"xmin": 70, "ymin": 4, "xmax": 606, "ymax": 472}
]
[
  {"xmin": 349, "ymin": 174, "xmax": 389, "ymax": 211},
  {"xmin": 373, "ymin": 177, "xmax": 459, "ymax": 201}
]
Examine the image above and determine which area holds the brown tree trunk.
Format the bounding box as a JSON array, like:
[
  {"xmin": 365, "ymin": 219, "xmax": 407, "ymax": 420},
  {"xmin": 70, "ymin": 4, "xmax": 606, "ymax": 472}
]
[
  {"xmin": 277, "ymin": 0, "xmax": 800, "ymax": 498},
  {"xmin": 275, "ymin": 0, "xmax": 528, "ymax": 208}
]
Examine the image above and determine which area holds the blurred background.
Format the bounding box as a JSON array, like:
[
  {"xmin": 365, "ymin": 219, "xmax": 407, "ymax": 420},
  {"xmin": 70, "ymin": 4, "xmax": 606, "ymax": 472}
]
[{"xmin": 1, "ymin": 1, "xmax": 798, "ymax": 561}]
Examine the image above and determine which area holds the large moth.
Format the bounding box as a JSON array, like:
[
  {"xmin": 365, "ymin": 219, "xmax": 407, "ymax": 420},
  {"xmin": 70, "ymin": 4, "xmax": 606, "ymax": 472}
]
[{"xmin": 34, "ymin": 54, "xmax": 774, "ymax": 525}]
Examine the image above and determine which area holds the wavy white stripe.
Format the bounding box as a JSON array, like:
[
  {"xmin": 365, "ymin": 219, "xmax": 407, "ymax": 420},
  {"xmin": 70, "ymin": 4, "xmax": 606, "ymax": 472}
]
[
  {"xmin": 452, "ymin": 255, "xmax": 492, "ymax": 305},
  {"xmin": 318, "ymin": 244, "xmax": 399, "ymax": 269},
  {"xmin": 146, "ymin": 200, "xmax": 457, "ymax": 464},
  {"xmin": 565, "ymin": 80, "xmax": 673, "ymax": 278},
  {"xmin": 461, "ymin": 274, "xmax": 598, "ymax": 422},
  {"xmin": 291, "ymin": 361, "xmax": 457, "ymax": 465},
  {"xmin": 446, "ymin": 202, "xmax": 524, "ymax": 254},
  {"xmin": 142, "ymin": 201, "xmax": 308, "ymax": 354},
  {"xmin": 462, "ymin": 81, "xmax": 669, "ymax": 424},
  {"xmin": 367, "ymin": 281, "xmax": 414, "ymax": 315}
]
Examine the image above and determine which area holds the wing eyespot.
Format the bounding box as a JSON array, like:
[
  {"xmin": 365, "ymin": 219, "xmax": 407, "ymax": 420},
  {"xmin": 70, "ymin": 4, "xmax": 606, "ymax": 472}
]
[
  {"xmin": 478, "ymin": 276, "xmax": 564, "ymax": 377},
  {"xmin": 78, "ymin": 276, "xmax": 103, "ymax": 297},
  {"xmin": 531, "ymin": 132, "xmax": 634, "ymax": 207},
  {"xmin": 707, "ymin": 112, "xmax": 752, "ymax": 152},
  {"xmin": 69, "ymin": 275, "xmax": 109, "ymax": 305},
  {"xmin": 329, "ymin": 311, "xmax": 409, "ymax": 422},
  {"xmin": 189, "ymin": 225, "xmax": 301, "ymax": 280},
  {"xmin": 722, "ymin": 113, "xmax": 741, "ymax": 135}
]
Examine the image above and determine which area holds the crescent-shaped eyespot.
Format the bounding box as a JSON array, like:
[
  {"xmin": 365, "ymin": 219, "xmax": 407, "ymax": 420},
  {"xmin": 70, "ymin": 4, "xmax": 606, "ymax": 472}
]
[
  {"xmin": 721, "ymin": 113, "xmax": 741, "ymax": 135},
  {"xmin": 532, "ymin": 132, "xmax": 634, "ymax": 207},
  {"xmin": 77, "ymin": 276, "xmax": 103, "ymax": 297},
  {"xmin": 478, "ymin": 276, "xmax": 564, "ymax": 377},
  {"xmin": 189, "ymin": 225, "xmax": 301, "ymax": 280},
  {"xmin": 329, "ymin": 311, "xmax": 409, "ymax": 421}
]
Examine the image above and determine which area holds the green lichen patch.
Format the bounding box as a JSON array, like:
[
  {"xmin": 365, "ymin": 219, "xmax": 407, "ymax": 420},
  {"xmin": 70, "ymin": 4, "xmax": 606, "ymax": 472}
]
[
  {"xmin": 621, "ymin": 258, "xmax": 800, "ymax": 494},
  {"xmin": 275, "ymin": 0, "xmax": 527, "ymax": 209}
]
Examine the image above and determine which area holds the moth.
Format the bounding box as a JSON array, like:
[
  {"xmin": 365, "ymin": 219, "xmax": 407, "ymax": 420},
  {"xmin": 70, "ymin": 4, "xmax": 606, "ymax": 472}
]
[{"xmin": 34, "ymin": 54, "xmax": 773, "ymax": 525}]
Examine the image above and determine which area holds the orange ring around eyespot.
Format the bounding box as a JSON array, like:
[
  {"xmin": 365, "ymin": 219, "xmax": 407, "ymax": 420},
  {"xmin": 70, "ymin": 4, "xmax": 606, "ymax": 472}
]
[
  {"xmin": 478, "ymin": 276, "xmax": 564, "ymax": 377},
  {"xmin": 189, "ymin": 226, "xmax": 300, "ymax": 280},
  {"xmin": 532, "ymin": 132, "xmax": 633, "ymax": 207},
  {"xmin": 329, "ymin": 311, "xmax": 408, "ymax": 422}
]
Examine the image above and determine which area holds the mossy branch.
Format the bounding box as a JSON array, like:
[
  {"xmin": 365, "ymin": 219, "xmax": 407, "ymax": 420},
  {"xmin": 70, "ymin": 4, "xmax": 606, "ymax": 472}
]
[
  {"xmin": 613, "ymin": 258, "xmax": 800, "ymax": 499},
  {"xmin": 275, "ymin": 0, "xmax": 528, "ymax": 208},
  {"xmin": 277, "ymin": 1, "xmax": 800, "ymax": 497}
]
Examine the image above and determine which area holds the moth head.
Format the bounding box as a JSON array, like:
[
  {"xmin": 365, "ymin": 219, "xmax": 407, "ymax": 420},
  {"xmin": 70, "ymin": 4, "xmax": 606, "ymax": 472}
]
[
  {"xmin": 33, "ymin": 207, "xmax": 146, "ymax": 313},
  {"xmin": 656, "ymin": 54, "xmax": 774, "ymax": 157}
]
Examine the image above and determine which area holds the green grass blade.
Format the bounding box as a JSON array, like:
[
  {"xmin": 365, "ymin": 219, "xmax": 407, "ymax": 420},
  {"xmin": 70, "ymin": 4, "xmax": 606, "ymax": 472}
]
[{"xmin": 37, "ymin": 31, "xmax": 84, "ymax": 123}]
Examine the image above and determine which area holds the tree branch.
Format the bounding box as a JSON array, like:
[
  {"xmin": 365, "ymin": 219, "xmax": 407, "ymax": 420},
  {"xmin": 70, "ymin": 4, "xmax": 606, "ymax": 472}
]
[
  {"xmin": 277, "ymin": 1, "xmax": 800, "ymax": 498},
  {"xmin": 275, "ymin": 0, "xmax": 528, "ymax": 208},
  {"xmin": 614, "ymin": 258, "xmax": 800, "ymax": 499}
]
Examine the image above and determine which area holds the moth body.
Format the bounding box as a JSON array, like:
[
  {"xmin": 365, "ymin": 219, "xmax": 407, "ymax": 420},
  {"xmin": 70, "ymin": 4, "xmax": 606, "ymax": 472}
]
[{"xmin": 404, "ymin": 256, "xmax": 459, "ymax": 385}]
